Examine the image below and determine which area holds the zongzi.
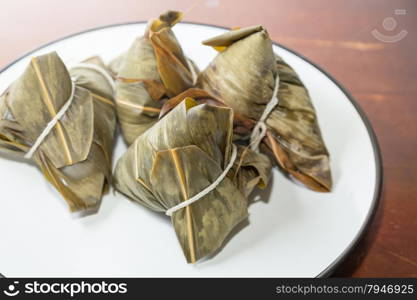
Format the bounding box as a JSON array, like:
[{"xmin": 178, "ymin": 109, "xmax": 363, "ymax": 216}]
[
  {"xmin": 0, "ymin": 52, "xmax": 116, "ymax": 212},
  {"xmin": 198, "ymin": 26, "xmax": 332, "ymax": 192},
  {"xmin": 114, "ymin": 98, "xmax": 270, "ymax": 263},
  {"xmin": 115, "ymin": 10, "xmax": 198, "ymax": 145}
]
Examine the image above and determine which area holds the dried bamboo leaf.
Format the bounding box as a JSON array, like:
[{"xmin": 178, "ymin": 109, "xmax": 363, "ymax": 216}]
[
  {"xmin": 151, "ymin": 145, "xmax": 247, "ymax": 262},
  {"xmin": 160, "ymin": 88, "xmax": 257, "ymax": 141},
  {"xmin": 0, "ymin": 52, "xmax": 116, "ymax": 212},
  {"xmin": 199, "ymin": 26, "xmax": 277, "ymax": 120},
  {"xmin": 70, "ymin": 56, "xmax": 117, "ymax": 166},
  {"xmin": 160, "ymin": 88, "xmax": 272, "ymax": 196},
  {"xmin": 114, "ymin": 98, "xmax": 270, "ymax": 262},
  {"xmin": 115, "ymin": 10, "xmax": 198, "ymax": 145},
  {"xmin": 108, "ymin": 53, "xmax": 127, "ymax": 77},
  {"xmin": 159, "ymin": 88, "xmax": 272, "ymax": 196},
  {"xmin": 159, "ymin": 88, "xmax": 226, "ymax": 116},
  {"xmin": 198, "ymin": 26, "xmax": 332, "ymax": 192},
  {"xmin": 232, "ymin": 145, "xmax": 271, "ymax": 197}
]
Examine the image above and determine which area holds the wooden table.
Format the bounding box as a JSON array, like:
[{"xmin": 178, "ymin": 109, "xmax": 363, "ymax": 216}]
[{"xmin": 1, "ymin": 0, "xmax": 416, "ymax": 277}]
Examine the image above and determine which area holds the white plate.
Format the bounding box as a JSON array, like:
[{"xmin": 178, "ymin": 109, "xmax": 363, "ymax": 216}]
[{"xmin": 0, "ymin": 22, "xmax": 381, "ymax": 277}]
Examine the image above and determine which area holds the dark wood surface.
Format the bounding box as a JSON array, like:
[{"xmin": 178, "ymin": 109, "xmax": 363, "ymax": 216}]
[{"xmin": 1, "ymin": 0, "xmax": 416, "ymax": 277}]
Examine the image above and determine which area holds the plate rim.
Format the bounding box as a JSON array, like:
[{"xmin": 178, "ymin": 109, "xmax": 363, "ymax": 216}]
[{"xmin": 0, "ymin": 21, "xmax": 383, "ymax": 278}]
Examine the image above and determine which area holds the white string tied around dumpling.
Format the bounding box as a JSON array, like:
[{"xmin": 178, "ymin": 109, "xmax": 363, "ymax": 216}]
[
  {"xmin": 249, "ymin": 75, "xmax": 280, "ymax": 152},
  {"xmin": 24, "ymin": 80, "xmax": 76, "ymax": 159},
  {"xmin": 165, "ymin": 144, "xmax": 238, "ymax": 216},
  {"xmin": 71, "ymin": 63, "xmax": 116, "ymax": 92}
]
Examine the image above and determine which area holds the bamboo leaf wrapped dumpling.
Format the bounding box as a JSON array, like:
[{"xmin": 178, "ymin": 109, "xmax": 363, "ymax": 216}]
[
  {"xmin": 114, "ymin": 98, "xmax": 271, "ymax": 263},
  {"xmin": 198, "ymin": 26, "xmax": 332, "ymax": 192},
  {"xmin": 115, "ymin": 10, "xmax": 198, "ymax": 144},
  {"xmin": 0, "ymin": 52, "xmax": 116, "ymax": 212}
]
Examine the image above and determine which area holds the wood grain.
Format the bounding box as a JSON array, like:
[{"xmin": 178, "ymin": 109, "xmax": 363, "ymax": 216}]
[{"xmin": 1, "ymin": 0, "xmax": 416, "ymax": 277}]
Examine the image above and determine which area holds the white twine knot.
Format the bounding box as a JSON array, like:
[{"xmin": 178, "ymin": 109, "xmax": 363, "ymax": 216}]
[
  {"xmin": 165, "ymin": 144, "xmax": 238, "ymax": 216},
  {"xmin": 250, "ymin": 75, "xmax": 280, "ymax": 152},
  {"xmin": 71, "ymin": 63, "xmax": 116, "ymax": 92},
  {"xmin": 24, "ymin": 80, "xmax": 76, "ymax": 159}
]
